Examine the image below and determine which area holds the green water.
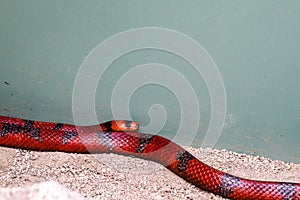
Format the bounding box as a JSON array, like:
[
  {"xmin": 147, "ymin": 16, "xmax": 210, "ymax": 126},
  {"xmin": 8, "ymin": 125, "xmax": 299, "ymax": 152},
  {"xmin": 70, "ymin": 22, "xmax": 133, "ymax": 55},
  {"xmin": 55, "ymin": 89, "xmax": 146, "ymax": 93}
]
[{"xmin": 0, "ymin": 1, "xmax": 299, "ymax": 162}]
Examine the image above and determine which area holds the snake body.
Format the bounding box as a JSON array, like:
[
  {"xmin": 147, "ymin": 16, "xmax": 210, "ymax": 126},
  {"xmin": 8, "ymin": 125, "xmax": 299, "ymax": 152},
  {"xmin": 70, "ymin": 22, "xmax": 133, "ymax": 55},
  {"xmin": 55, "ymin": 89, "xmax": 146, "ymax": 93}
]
[{"xmin": 0, "ymin": 115, "xmax": 299, "ymax": 200}]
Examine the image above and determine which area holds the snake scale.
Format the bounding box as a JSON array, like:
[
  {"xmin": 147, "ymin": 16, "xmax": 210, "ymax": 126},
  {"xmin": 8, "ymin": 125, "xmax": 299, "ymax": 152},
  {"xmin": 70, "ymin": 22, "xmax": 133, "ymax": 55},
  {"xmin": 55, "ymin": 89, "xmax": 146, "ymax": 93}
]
[{"xmin": 0, "ymin": 115, "xmax": 299, "ymax": 200}]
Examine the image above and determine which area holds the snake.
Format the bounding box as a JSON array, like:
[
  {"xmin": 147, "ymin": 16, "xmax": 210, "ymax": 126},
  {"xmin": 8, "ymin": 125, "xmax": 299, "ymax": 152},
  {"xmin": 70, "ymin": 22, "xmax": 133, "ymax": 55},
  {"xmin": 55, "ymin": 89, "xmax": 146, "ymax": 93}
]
[{"xmin": 0, "ymin": 115, "xmax": 299, "ymax": 200}]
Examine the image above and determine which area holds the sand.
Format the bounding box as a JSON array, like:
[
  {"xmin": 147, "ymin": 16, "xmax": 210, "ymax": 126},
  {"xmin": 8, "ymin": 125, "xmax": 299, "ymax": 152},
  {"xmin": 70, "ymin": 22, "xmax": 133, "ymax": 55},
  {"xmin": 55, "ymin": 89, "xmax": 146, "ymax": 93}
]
[{"xmin": 0, "ymin": 146, "xmax": 299, "ymax": 200}]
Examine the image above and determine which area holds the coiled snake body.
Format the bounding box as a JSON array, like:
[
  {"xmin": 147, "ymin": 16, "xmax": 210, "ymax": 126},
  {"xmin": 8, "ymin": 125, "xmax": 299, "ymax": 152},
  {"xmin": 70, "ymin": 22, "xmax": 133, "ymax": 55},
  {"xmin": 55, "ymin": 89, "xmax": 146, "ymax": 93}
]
[{"xmin": 0, "ymin": 115, "xmax": 299, "ymax": 200}]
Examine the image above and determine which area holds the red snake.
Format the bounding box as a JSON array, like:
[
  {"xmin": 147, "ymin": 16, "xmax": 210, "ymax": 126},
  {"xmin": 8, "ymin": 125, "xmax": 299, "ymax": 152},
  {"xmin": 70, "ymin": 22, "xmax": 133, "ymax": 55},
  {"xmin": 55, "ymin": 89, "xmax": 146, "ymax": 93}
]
[{"xmin": 0, "ymin": 115, "xmax": 299, "ymax": 200}]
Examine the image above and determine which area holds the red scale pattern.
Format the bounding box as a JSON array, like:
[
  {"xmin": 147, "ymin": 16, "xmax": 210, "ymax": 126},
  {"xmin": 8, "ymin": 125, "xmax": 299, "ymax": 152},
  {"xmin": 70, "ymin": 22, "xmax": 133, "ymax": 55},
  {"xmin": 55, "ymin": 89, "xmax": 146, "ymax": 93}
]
[{"xmin": 0, "ymin": 115, "xmax": 299, "ymax": 200}]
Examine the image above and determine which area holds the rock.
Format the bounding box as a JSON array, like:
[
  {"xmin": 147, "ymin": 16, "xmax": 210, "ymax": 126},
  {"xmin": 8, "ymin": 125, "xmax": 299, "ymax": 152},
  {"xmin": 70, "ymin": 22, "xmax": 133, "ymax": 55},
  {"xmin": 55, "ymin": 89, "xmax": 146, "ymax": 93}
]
[{"xmin": 0, "ymin": 181, "xmax": 84, "ymax": 200}]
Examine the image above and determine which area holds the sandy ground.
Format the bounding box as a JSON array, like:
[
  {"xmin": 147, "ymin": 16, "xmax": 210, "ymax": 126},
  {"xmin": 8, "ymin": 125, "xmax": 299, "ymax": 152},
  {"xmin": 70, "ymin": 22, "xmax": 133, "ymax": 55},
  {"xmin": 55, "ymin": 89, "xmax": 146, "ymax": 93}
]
[{"xmin": 0, "ymin": 146, "xmax": 299, "ymax": 200}]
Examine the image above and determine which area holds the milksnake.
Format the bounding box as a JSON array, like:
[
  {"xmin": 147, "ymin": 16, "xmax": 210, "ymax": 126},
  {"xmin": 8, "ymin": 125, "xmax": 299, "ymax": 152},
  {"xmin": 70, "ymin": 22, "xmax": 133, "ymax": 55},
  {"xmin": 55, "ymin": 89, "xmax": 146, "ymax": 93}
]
[{"xmin": 0, "ymin": 115, "xmax": 299, "ymax": 200}]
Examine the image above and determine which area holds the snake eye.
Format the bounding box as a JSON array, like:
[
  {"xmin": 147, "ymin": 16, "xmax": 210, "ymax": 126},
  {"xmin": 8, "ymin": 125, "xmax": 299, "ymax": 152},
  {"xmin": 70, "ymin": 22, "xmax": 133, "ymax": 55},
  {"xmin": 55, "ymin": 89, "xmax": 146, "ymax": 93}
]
[{"xmin": 124, "ymin": 121, "xmax": 132, "ymax": 128}]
